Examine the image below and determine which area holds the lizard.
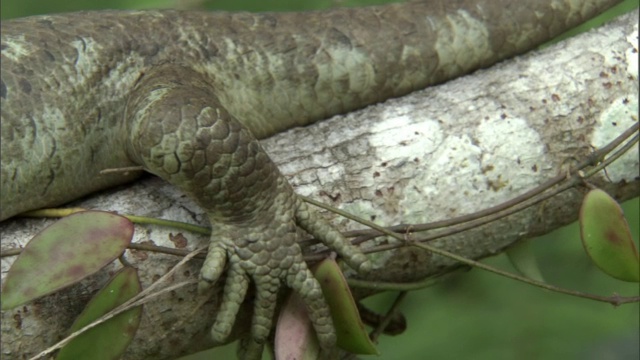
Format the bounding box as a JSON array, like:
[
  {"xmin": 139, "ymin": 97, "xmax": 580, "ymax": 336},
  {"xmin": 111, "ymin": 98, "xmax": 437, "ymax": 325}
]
[{"xmin": 0, "ymin": 0, "xmax": 624, "ymax": 358}]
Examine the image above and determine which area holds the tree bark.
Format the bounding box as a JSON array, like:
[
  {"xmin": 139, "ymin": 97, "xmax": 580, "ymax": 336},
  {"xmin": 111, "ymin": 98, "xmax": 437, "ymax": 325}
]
[{"xmin": 1, "ymin": 10, "xmax": 638, "ymax": 360}]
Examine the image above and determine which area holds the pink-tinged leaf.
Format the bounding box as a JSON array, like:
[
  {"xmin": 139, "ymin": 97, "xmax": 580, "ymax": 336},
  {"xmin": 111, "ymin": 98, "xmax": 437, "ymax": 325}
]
[
  {"xmin": 580, "ymin": 189, "xmax": 639, "ymax": 282},
  {"xmin": 56, "ymin": 266, "xmax": 142, "ymax": 360},
  {"xmin": 1, "ymin": 211, "xmax": 134, "ymax": 310},
  {"xmin": 275, "ymin": 292, "xmax": 321, "ymax": 360},
  {"xmin": 314, "ymin": 259, "xmax": 378, "ymax": 355}
]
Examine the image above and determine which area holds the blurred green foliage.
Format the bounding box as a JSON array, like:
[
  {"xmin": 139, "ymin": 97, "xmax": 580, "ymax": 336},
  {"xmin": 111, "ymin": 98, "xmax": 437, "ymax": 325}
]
[{"xmin": 2, "ymin": 1, "xmax": 637, "ymax": 359}]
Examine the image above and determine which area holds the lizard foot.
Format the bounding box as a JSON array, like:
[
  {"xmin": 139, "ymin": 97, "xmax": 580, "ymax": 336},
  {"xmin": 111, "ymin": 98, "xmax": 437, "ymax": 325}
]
[
  {"xmin": 124, "ymin": 64, "xmax": 370, "ymax": 358},
  {"xmin": 198, "ymin": 179, "xmax": 370, "ymax": 357}
]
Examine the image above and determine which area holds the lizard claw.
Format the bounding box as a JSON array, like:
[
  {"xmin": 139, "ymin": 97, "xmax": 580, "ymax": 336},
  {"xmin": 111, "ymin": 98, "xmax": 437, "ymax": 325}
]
[
  {"xmin": 198, "ymin": 189, "xmax": 369, "ymax": 358},
  {"xmin": 188, "ymin": 157, "xmax": 372, "ymax": 358}
]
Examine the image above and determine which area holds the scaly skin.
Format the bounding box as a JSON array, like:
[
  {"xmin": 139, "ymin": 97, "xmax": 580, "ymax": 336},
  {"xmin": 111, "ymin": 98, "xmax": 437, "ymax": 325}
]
[{"xmin": 0, "ymin": 0, "xmax": 622, "ymax": 357}]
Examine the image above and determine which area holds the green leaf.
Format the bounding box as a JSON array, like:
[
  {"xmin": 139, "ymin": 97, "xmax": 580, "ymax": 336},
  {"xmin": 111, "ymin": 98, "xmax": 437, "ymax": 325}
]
[
  {"xmin": 1, "ymin": 211, "xmax": 134, "ymax": 309},
  {"xmin": 56, "ymin": 266, "xmax": 142, "ymax": 360},
  {"xmin": 580, "ymin": 189, "xmax": 639, "ymax": 282},
  {"xmin": 506, "ymin": 239, "xmax": 545, "ymax": 282},
  {"xmin": 275, "ymin": 292, "xmax": 321, "ymax": 360},
  {"xmin": 314, "ymin": 259, "xmax": 378, "ymax": 355}
]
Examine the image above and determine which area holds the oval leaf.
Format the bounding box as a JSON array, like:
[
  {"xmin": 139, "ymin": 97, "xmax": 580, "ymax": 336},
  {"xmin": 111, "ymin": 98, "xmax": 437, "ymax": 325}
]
[
  {"xmin": 56, "ymin": 266, "xmax": 143, "ymax": 360},
  {"xmin": 1, "ymin": 211, "xmax": 134, "ymax": 309},
  {"xmin": 314, "ymin": 259, "xmax": 378, "ymax": 355},
  {"xmin": 275, "ymin": 292, "xmax": 321, "ymax": 360},
  {"xmin": 580, "ymin": 189, "xmax": 639, "ymax": 282}
]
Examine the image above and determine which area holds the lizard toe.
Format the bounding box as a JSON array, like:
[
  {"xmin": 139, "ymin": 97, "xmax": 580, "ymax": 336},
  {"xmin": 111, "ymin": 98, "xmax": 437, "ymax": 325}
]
[
  {"xmin": 198, "ymin": 243, "xmax": 227, "ymax": 294},
  {"xmin": 295, "ymin": 199, "xmax": 371, "ymax": 273},
  {"xmin": 210, "ymin": 262, "xmax": 249, "ymax": 343},
  {"xmin": 251, "ymin": 276, "xmax": 280, "ymax": 343},
  {"xmin": 238, "ymin": 337, "xmax": 265, "ymax": 360},
  {"xmin": 286, "ymin": 261, "xmax": 336, "ymax": 350}
]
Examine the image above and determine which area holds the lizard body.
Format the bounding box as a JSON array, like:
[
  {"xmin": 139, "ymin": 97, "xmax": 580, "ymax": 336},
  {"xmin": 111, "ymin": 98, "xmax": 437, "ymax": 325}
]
[{"xmin": 0, "ymin": 0, "xmax": 623, "ymax": 357}]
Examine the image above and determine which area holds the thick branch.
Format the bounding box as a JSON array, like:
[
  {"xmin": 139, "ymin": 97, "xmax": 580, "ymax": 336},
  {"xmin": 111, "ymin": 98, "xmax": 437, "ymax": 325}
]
[{"xmin": 1, "ymin": 10, "xmax": 637, "ymax": 360}]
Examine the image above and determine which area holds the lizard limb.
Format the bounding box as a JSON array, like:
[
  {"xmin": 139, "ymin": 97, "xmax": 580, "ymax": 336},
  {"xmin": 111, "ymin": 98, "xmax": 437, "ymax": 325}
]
[{"xmin": 122, "ymin": 64, "xmax": 369, "ymax": 355}]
